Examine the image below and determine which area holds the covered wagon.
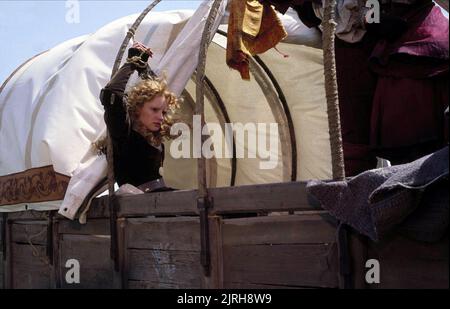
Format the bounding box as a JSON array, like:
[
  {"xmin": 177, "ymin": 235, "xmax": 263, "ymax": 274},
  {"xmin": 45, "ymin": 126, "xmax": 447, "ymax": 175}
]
[{"xmin": 0, "ymin": 0, "xmax": 448, "ymax": 289}]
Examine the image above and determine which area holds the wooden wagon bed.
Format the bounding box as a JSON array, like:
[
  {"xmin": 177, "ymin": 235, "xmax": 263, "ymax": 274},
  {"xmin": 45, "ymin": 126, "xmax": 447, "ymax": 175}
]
[{"xmin": 1, "ymin": 182, "xmax": 448, "ymax": 289}]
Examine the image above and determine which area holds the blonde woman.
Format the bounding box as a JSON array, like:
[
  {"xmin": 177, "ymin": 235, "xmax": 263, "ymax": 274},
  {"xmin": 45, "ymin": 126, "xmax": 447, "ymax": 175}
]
[{"xmin": 100, "ymin": 42, "xmax": 179, "ymax": 192}]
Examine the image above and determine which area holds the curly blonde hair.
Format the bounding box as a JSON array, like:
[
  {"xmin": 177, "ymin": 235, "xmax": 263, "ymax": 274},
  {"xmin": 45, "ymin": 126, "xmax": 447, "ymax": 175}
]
[{"xmin": 126, "ymin": 76, "xmax": 181, "ymax": 146}]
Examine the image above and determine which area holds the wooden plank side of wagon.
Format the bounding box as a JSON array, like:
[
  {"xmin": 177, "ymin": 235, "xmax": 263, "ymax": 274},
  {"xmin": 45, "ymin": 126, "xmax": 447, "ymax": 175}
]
[
  {"xmin": 116, "ymin": 182, "xmax": 320, "ymax": 217},
  {"xmin": 211, "ymin": 182, "xmax": 317, "ymax": 214},
  {"xmin": 367, "ymin": 233, "xmax": 449, "ymax": 289},
  {"xmin": 122, "ymin": 217, "xmax": 204, "ymax": 289},
  {"xmin": 55, "ymin": 218, "xmax": 119, "ymax": 289},
  {"xmin": 5, "ymin": 179, "xmax": 447, "ymax": 290},
  {"xmin": 7, "ymin": 220, "xmax": 53, "ymax": 289},
  {"xmin": 11, "ymin": 243, "xmax": 52, "ymax": 289},
  {"xmin": 0, "ymin": 215, "xmax": 4, "ymax": 289},
  {"xmin": 219, "ymin": 213, "xmax": 339, "ymax": 289}
]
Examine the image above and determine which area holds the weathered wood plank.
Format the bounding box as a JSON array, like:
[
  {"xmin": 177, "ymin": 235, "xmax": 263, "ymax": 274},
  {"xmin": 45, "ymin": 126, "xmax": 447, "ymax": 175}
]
[
  {"xmin": 222, "ymin": 214, "xmax": 337, "ymax": 246},
  {"xmin": 368, "ymin": 233, "xmax": 449, "ymax": 289},
  {"xmin": 117, "ymin": 190, "xmax": 198, "ymax": 217},
  {"xmin": 0, "ymin": 251, "xmax": 4, "ymax": 289},
  {"xmin": 9, "ymin": 219, "xmax": 54, "ymax": 288},
  {"xmin": 58, "ymin": 234, "xmax": 116, "ymax": 289},
  {"xmin": 206, "ymin": 216, "xmax": 223, "ymax": 289},
  {"xmin": 4, "ymin": 217, "xmax": 11, "ymax": 289},
  {"xmin": 117, "ymin": 218, "xmax": 128, "ymax": 289},
  {"xmin": 7, "ymin": 210, "xmax": 50, "ymax": 221},
  {"xmin": 0, "ymin": 214, "xmax": 4, "ymax": 251},
  {"xmin": 126, "ymin": 217, "xmax": 201, "ymax": 251},
  {"xmin": 211, "ymin": 182, "xmax": 319, "ymax": 214},
  {"xmin": 1, "ymin": 214, "xmax": 4, "ymax": 289},
  {"xmin": 127, "ymin": 249, "xmax": 203, "ymax": 288},
  {"xmin": 11, "ymin": 221, "xmax": 48, "ymax": 246},
  {"xmin": 128, "ymin": 280, "xmax": 184, "ymax": 289},
  {"xmin": 83, "ymin": 196, "xmax": 110, "ymax": 219},
  {"xmin": 55, "ymin": 196, "xmax": 110, "ymax": 221},
  {"xmin": 225, "ymin": 282, "xmax": 313, "ymax": 289},
  {"xmin": 222, "ymin": 243, "xmax": 339, "ymax": 288},
  {"xmin": 57, "ymin": 218, "xmax": 110, "ymax": 235},
  {"xmin": 349, "ymin": 231, "xmax": 369, "ymax": 289},
  {"xmin": 123, "ymin": 217, "xmax": 204, "ymax": 288},
  {"xmin": 52, "ymin": 219, "xmax": 61, "ymax": 288},
  {"xmin": 11, "ymin": 243, "xmax": 52, "ymax": 289},
  {"xmin": 220, "ymin": 214, "xmax": 339, "ymax": 288},
  {"xmin": 115, "ymin": 182, "xmax": 320, "ymax": 217}
]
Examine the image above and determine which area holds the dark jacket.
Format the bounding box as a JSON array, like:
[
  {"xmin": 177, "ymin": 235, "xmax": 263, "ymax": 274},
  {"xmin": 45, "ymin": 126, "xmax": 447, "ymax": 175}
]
[{"xmin": 100, "ymin": 63, "xmax": 163, "ymax": 187}]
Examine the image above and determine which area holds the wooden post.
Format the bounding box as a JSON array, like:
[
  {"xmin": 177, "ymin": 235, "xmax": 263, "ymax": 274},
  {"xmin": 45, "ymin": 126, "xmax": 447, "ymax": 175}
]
[
  {"xmin": 1, "ymin": 213, "xmax": 6, "ymax": 289},
  {"xmin": 1, "ymin": 214, "xmax": 6, "ymax": 262},
  {"xmin": 206, "ymin": 215, "xmax": 224, "ymax": 288},
  {"xmin": 5, "ymin": 216, "xmax": 11, "ymax": 289},
  {"xmin": 195, "ymin": 0, "xmax": 224, "ymax": 277},
  {"xmin": 52, "ymin": 217, "xmax": 61, "ymax": 289},
  {"xmin": 349, "ymin": 232, "xmax": 369, "ymax": 289},
  {"xmin": 46, "ymin": 211, "xmax": 54, "ymax": 266},
  {"xmin": 117, "ymin": 218, "xmax": 128, "ymax": 289}
]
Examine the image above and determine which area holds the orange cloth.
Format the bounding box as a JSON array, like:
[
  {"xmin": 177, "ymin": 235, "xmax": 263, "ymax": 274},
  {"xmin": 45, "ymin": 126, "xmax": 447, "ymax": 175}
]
[{"xmin": 226, "ymin": 0, "xmax": 287, "ymax": 80}]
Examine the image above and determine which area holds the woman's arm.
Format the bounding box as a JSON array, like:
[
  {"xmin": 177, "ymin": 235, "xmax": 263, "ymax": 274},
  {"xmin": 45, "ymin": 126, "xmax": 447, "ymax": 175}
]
[
  {"xmin": 100, "ymin": 63, "xmax": 136, "ymax": 140},
  {"xmin": 100, "ymin": 44, "xmax": 153, "ymax": 139}
]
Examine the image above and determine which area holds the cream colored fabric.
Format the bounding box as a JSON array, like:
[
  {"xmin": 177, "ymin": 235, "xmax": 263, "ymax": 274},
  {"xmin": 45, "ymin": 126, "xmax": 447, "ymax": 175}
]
[
  {"xmin": 0, "ymin": 35, "xmax": 89, "ymax": 175},
  {"xmin": 156, "ymin": 1, "xmax": 229, "ymax": 96},
  {"xmin": 164, "ymin": 34, "xmax": 331, "ymax": 190},
  {"xmin": 59, "ymin": 155, "xmax": 107, "ymax": 219},
  {"xmin": 282, "ymin": 8, "xmax": 322, "ymax": 48},
  {"xmin": 258, "ymin": 44, "xmax": 332, "ymax": 180}
]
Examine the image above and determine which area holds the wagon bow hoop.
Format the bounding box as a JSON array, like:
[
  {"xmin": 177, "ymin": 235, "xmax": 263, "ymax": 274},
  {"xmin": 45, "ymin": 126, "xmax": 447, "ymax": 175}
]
[{"xmin": 107, "ymin": 0, "xmax": 163, "ymax": 271}]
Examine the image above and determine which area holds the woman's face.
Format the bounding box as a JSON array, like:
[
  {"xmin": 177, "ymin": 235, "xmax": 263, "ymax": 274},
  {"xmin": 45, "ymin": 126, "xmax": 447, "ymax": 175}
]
[{"xmin": 138, "ymin": 95, "xmax": 167, "ymax": 132}]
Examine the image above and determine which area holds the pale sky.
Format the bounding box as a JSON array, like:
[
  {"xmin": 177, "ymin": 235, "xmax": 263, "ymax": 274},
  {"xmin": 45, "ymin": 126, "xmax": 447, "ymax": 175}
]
[
  {"xmin": 1, "ymin": 1, "xmax": 448, "ymax": 83},
  {"xmin": 0, "ymin": 0, "xmax": 202, "ymax": 83}
]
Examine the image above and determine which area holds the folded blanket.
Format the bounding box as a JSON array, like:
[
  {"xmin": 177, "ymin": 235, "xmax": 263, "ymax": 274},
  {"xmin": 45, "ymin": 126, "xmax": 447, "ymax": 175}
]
[{"xmin": 307, "ymin": 146, "xmax": 449, "ymax": 241}]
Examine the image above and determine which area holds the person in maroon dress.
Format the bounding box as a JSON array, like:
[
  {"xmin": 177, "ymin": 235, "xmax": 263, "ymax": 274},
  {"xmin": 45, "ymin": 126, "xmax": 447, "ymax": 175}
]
[{"xmin": 261, "ymin": 0, "xmax": 449, "ymax": 176}]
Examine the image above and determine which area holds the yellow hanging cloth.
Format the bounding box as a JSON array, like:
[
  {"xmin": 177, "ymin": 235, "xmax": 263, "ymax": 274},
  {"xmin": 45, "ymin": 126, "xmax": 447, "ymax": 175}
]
[{"xmin": 226, "ymin": 0, "xmax": 287, "ymax": 80}]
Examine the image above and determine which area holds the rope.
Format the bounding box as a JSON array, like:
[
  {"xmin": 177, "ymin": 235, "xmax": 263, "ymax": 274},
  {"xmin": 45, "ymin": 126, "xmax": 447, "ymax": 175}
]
[
  {"xmin": 12, "ymin": 212, "xmax": 52, "ymax": 266},
  {"xmin": 321, "ymin": 0, "xmax": 345, "ymax": 181},
  {"xmin": 196, "ymin": 0, "xmax": 223, "ymax": 198},
  {"xmin": 322, "ymin": 0, "xmax": 350, "ymax": 289},
  {"xmin": 24, "ymin": 225, "xmax": 50, "ymax": 266}
]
